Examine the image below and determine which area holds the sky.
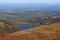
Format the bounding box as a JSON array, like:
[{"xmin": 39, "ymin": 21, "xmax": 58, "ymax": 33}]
[{"xmin": 0, "ymin": 0, "xmax": 60, "ymax": 4}]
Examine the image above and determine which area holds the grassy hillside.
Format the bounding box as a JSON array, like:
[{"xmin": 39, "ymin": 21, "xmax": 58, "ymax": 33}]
[
  {"xmin": 0, "ymin": 21, "xmax": 20, "ymax": 39},
  {"xmin": 1, "ymin": 23, "xmax": 60, "ymax": 40},
  {"xmin": 0, "ymin": 22, "xmax": 5, "ymax": 28}
]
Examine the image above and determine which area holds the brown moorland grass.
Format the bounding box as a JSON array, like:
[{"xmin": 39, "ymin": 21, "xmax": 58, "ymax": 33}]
[{"xmin": 1, "ymin": 23, "xmax": 60, "ymax": 40}]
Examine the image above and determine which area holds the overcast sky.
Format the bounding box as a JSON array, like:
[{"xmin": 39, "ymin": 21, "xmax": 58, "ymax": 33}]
[{"xmin": 0, "ymin": 0, "xmax": 60, "ymax": 4}]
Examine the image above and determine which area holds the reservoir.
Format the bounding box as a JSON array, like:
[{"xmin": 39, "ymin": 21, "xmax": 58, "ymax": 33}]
[{"xmin": 19, "ymin": 26, "xmax": 37, "ymax": 30}]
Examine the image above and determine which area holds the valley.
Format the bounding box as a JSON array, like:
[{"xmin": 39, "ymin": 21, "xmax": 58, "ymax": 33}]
[
  {"xmin": 0, "ymin": 3, "xmax": 60, "ymax": 40},
  {"xmin": 0, "ymin": 11, "xmax": 60, "ymax": 40}
]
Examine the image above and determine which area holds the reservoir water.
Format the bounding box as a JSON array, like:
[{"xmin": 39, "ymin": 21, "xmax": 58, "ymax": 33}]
[{"xmin": 19, "ymin": 26, "xmax": 37, "ymax": 30}]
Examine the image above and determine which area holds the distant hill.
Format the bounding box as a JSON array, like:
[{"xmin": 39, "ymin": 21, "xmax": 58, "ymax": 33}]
[
  {"xmin": 2, "ymin": 23, "xmax": 60, "ymax": 40},
  {"xmin": 0, "ymin": 3, "xmax": 60, "ymax": 10}
]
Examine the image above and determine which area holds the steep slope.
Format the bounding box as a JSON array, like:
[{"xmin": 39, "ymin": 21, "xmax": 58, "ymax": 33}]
[
  {"xmin": 2, "ymin": 23, "xmax": 60, "ymax": 40},
  {"xmin": 0, "ymin": 21, "xmax": 19, "ymax": 39}
]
